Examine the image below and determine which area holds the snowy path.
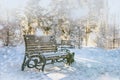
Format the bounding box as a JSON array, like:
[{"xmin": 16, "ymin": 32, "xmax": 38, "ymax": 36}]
[{"xmin": 0, "ymin": 45, "xmax": 120, "ymax": 80}]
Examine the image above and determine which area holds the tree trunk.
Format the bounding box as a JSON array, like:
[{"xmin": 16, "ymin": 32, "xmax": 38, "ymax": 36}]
[{"xmin": 5, "ymin": 28, "xmax": 9, "ymax": 46}]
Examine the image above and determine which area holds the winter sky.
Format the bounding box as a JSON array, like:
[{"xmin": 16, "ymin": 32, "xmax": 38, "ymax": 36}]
[
  {"xmin": 0, "ymin": 0, "xmax": 120, "ymax": 20},
  {"xmin": 108, "ymin": 0, "xmax": 120, "ymax": 14}
]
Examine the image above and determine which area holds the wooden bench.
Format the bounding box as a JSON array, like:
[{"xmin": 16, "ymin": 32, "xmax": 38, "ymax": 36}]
[{"xmin": 21, "ymin": 35, "xmax": 74, "ymax": 71}]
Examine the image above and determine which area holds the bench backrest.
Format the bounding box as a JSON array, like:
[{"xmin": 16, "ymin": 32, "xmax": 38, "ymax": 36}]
[
  {"xmin": 24, "ymin": 35, "xmax": 57, "ymax": 53},
  {"xmin": 61, "ymin": 40, "xmax": 74, "ymax": 48}
]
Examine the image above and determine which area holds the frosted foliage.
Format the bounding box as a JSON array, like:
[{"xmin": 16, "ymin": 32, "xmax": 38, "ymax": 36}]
[
  {"xmin": 0, "ymin": 25, "xmax": 4, "ymax": 30},
  {"xmin": 35, "ymin": 29, "xmax": 44, "ymax": 36}
]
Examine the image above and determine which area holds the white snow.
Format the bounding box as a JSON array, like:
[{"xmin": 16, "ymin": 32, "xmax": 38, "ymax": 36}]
[{"xmin": 0, "ymin": 45, "xmax": 120, "ymax": 80}]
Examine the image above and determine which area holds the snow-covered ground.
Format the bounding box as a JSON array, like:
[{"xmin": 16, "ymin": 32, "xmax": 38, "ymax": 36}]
[{"xmin": 0, "ymin": 45, "xmax": 120, "ymax": 80}]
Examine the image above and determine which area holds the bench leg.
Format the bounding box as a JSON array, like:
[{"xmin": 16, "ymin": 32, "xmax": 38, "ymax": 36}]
[
  {"xmin": 40, "ymin": 55, "xmax": 46, "ymax": 72},
  {"xmin": 42, "ymin": 64, "xmax": 45, "ymax": 72},
  {"xmin": 66, "ymin": 52, "xmax": 75, "ymax": 65},
  {"xmin": 51, "ymin": 59, "xmax": 55, "ymax": 64},
  {"xmin": 21, "ymin": 55, "xmax": 27, "ymax": 71}
]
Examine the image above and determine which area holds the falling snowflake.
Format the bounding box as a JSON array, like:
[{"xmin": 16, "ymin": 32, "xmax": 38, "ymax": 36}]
[
  {"xmin": 0, "ymin": 40, "xmax": 3, "ymax": 46},
  {"xmin": 0, "ymin": 25, "xmax": 4, "ymax": 30},
  {"xmin": 35, "ymin": 29, "xmax": 44, "ymax": 36},
  {"xmin": 3, "ymin": 55, "xmax": 7, "ymax": 59},
  {"xmin": 15, "ymin": 30, "xmax": 20, "ymax": 34}
]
